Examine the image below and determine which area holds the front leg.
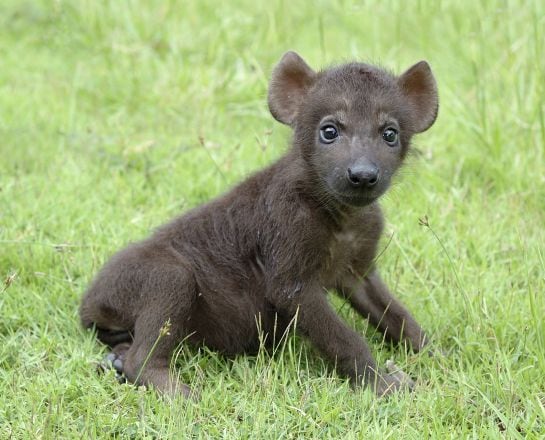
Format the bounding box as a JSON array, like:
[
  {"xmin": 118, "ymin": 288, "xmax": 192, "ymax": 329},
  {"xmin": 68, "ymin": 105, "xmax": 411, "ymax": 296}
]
[
  {"xmin": 278, "ymin": 283, "xmax": 412, "ymax": 396},
  {"xmin": 338, "ymin": 270, "xmax": 427, "ymax": 351}
]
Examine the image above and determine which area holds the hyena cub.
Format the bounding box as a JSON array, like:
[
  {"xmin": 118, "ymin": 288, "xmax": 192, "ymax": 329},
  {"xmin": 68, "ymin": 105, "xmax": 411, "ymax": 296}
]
[{"xmin": 80, "ymin": 51, "xmax": 438, "ymax": 397}]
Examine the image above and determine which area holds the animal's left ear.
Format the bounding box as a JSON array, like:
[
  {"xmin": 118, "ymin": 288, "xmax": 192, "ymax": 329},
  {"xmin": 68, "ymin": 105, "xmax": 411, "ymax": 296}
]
[{"xmin": 398, "ymin": 61, "xmax": 438, "ymax": 133}]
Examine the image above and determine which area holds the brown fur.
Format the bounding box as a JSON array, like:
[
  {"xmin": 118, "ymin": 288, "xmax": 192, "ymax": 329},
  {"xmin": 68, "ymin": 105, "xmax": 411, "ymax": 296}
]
[{"xmin": 80, "ymin": 51, "xmax": 439, "ymax": 397}]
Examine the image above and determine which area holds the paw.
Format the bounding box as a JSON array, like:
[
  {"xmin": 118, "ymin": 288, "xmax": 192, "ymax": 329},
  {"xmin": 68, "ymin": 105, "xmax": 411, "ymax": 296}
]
[
  {"xmin": 171, "ymin": 382, "xmax": 200, "ymax": 402},
  {"xmin": 375, "ymin": 360, "xmax": 415, "ymax": 397},
  {"xmin": 426, "ymin": 347, "xmax": 449, "ymax": 358},
  {"xmin": 97, "ymin": 349, "xmax": 129, "ymax": 384}
]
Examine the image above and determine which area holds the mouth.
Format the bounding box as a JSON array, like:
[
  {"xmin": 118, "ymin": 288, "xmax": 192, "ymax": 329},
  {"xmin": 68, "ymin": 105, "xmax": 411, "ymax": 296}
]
[
  {"xmin": 326, "ymin": 185, "xmax": 380, "ymax": 207},
  {"xmin": 334, "ymin": 192, "xmax": 377, "ymax": 207}
]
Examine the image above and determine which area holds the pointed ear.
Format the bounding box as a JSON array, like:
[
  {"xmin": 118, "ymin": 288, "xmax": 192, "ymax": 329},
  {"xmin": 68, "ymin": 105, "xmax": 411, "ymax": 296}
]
[
  {"xmin": 398, "ymin": 61, "xmax": 438, "ymax": 133},
  {"xmin": 268, "ymin": 51, "xmax": 317, "ymax": 126}
]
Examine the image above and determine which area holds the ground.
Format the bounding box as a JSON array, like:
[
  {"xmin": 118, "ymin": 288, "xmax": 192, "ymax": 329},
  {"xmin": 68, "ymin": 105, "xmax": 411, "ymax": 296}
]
[{"xmin": 1, "ymin": 0, "xmax": 544, "ymax": 438}]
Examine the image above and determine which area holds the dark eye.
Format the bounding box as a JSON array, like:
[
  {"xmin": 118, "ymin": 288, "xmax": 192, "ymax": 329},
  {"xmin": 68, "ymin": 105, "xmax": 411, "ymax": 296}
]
[
  {"xmin": 382, "ymin": 128, "xmax": 398, "ymax": 146},
  {"xmin": 319, "ymin": 125, "xmax": 339, "ymax": 144}
]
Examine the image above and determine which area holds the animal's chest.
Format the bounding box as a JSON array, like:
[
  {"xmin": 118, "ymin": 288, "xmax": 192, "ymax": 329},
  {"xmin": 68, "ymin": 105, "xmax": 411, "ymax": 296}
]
[{"xmin": 321, "ymin": 226, "xmax": 378, "ymax": 287}]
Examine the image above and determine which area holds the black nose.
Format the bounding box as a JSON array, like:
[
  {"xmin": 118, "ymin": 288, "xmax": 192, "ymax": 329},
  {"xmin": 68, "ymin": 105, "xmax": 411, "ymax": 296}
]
[{"xmin": 346, "ymin": 164, "xmax": 379, "ymax": 188}]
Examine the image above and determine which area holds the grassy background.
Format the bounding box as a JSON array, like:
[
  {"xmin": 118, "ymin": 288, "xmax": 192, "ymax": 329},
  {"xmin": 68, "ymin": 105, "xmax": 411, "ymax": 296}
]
[{"xmin": 1, "ymin": 0, "xmax": 544, "ymax": 437}]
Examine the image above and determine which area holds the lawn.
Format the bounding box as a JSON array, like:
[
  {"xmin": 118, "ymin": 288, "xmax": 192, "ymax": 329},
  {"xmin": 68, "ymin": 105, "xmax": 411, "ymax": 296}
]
[{"xmin": 1, "ymin": 0, "xmax": 544, "ymax": 438}]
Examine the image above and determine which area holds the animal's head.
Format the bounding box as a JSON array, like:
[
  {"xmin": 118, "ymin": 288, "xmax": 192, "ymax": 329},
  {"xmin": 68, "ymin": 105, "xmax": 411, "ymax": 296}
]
[{"xmin": 268, "ymin": 51, "xmax": 438, "ymax": 207}]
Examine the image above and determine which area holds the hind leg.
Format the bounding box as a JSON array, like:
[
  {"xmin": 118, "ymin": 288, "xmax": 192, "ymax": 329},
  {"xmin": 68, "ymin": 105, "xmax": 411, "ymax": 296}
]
[
  {"xmin": 97, "ymin": 323, "xmax": 194, "ymax": 397},
  {"xmin": 113, "ymin": 266, "xmax": 197, "ymax": 398}
]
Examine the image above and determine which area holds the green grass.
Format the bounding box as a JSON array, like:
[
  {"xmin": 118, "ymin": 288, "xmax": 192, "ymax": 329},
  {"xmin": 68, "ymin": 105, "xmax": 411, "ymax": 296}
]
[{"xmin": 1, "ymin": 0, "xmax": 544, "ymax": 437}]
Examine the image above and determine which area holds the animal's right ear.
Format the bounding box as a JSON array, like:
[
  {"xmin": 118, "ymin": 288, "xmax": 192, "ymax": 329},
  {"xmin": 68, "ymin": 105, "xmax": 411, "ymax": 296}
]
[{"xmin": 268, "ymin": 51, "xmax": 316, "ymax": 126}]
